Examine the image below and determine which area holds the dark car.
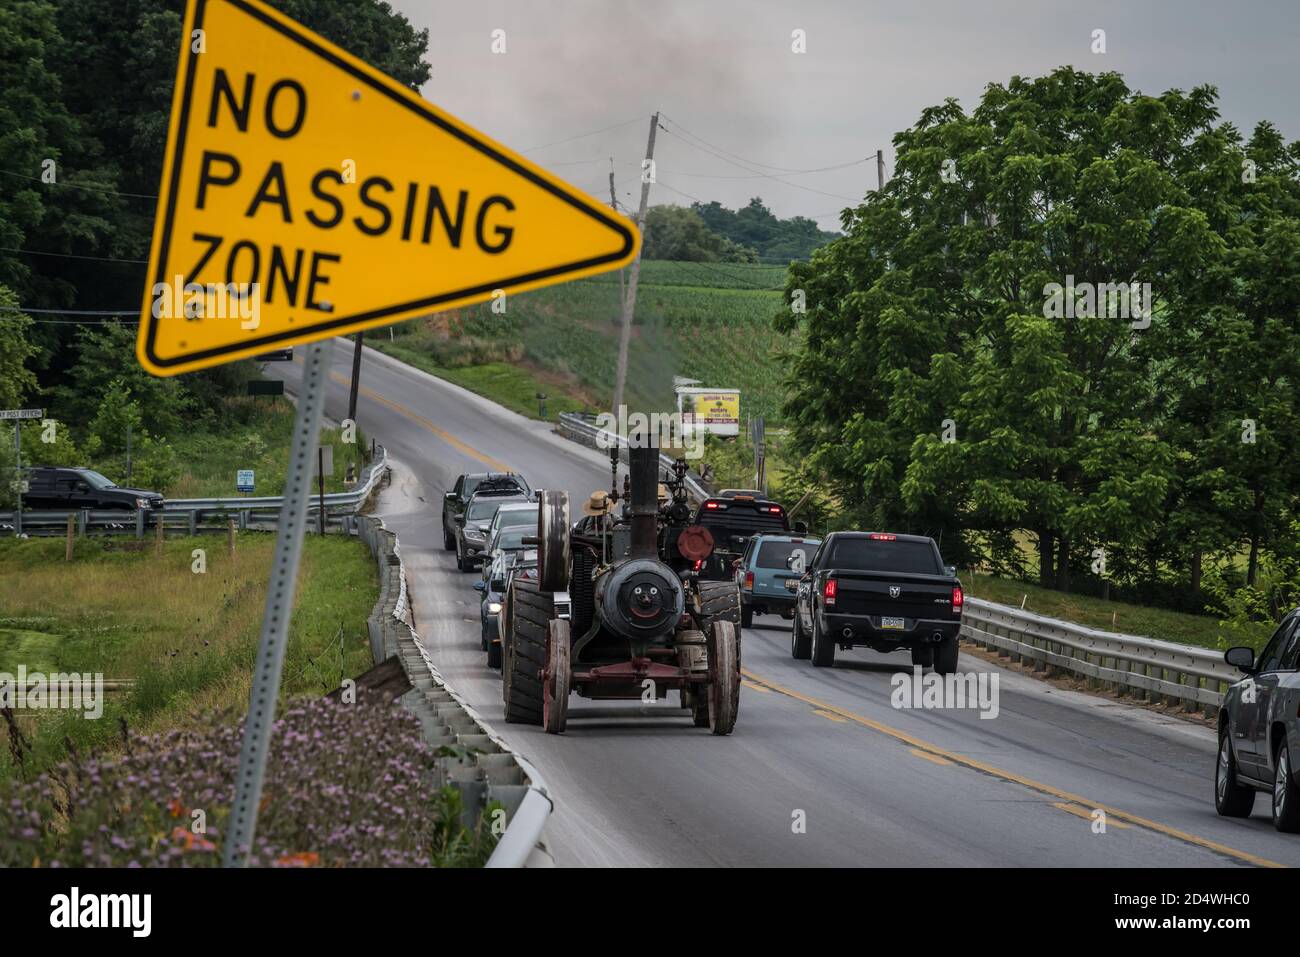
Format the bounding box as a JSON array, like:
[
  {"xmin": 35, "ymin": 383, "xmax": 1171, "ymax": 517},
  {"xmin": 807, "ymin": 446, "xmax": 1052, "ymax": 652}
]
[
  {"xmin": 475, "ymin": 548, "xmax": 537, "ymax": 669},
  {"xmin": 454, "ymin": 488, "xmax": 530, "ymax": 571},
  {"xmin": 442, "ymin": 472, "xmax": 530, "ymax": 551},
  {"xmin": 1216, "ymin": 613, "xmax": 1300, "ymax": 832},
  {"xmin": 690, "ymin": 494, "xmax": 803, "ymax": 581},
  {"xmin": 790, "ymin": 531, "xmax": 962, "ymax": 672},
  {"xmin": 21, "ymin": 467, "xmax": 164, "ymax": 511}
]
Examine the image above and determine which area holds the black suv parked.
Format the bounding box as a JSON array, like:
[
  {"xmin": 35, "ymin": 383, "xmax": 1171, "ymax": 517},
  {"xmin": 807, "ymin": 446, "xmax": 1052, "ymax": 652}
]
[{"xmin": 21, "ymin": 467, "xmax": 164, "ymax": 511}]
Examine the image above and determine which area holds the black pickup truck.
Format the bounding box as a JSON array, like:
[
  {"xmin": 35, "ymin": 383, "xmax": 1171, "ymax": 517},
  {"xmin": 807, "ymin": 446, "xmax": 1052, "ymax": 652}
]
[
  {"xmin": 790, "ymin": 531, "xmax": 963, "ymax": 673},
  {"xmin": 21, "ymin": 467, "xmax": 164, "ymax": 511}
]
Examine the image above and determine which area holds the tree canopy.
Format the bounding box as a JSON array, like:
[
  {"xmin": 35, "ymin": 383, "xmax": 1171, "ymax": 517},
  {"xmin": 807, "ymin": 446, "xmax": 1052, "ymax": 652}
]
[{"xmin": 779, "ymin": 66, "xmax": 1300, "ymax": 608}]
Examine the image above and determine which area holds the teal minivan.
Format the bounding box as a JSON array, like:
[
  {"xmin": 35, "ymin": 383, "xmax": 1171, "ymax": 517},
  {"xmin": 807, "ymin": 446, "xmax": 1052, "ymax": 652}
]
[{"xmin": 733, "ymin": 534, "xmax": 821, "ymax": 628}]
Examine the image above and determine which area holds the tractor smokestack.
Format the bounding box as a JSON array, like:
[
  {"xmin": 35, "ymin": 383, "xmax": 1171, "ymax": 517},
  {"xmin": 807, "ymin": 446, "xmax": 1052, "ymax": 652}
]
[{"xmin": 628, "ymin": 440, "xmax": 658, "ymax": 559}]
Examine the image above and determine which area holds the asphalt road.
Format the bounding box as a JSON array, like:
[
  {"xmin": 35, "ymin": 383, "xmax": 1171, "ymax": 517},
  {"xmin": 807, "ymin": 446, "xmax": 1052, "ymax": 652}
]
[{"xmin": 280, "ymin": 340, "xmax": 1300, "ymax": 867}]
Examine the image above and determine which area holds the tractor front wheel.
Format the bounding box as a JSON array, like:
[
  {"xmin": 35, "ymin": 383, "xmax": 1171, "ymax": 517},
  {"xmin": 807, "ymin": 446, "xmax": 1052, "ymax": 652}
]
[
  {"xmin": 707, "ymin": 620, "xmax": 739, "ymax": 735},
  {"xmin": 543, "ymin": 619, "xmax": 570, "ymax": 734}
]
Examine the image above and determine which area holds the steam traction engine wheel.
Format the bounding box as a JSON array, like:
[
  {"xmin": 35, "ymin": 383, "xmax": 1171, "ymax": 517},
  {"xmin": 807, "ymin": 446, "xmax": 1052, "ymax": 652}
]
[
  {"xmin": 707, "ymin": 619, "xmax": 739, "ymax": 735},
  {"xmin": 543, "ymin": 619, "xmax": 570, "ymax": 733},
  {"xmin": 502, "ymin": 580, "xmax": 551, "ymax": 725},
  {"xmin": 537, "ymin": 489, "xmax": 571, "ymax": 592},
  {"xmin": 688, "ymin": 580, "xmax": 742, "ymax": 727}
]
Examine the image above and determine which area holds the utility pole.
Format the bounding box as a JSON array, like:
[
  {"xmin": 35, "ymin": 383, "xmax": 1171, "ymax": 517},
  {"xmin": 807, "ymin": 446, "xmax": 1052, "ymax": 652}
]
[
  {"xmin": 612, "ymin": 112, "xmax": 658, "ymax": 415},
  {"xmin": 347, "ymin": 332, "xmax": 364, "ymax": 425},
  {"xmin": 876, "ymin": 149, "xmax": 885, "ymax": 192},
  {"xmin": 610, "ymin": 158, "xmax": 625, "ymax": 311}
]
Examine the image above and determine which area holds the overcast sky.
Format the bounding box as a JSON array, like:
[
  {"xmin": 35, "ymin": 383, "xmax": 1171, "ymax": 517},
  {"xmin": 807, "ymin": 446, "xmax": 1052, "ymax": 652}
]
[{"xmin": 391, "ymin": 0, "xmax": 1300, "ymax": 230}]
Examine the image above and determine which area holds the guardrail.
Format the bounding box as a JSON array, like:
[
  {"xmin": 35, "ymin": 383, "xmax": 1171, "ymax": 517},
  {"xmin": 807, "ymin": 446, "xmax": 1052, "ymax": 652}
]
[
  {"xmin": 355, "ymin": 515, "xmax": 553, "ymax": 867},
  {"xmin": 556, "ymin": 412, "xmax": 711, "ymax": 504},
  {"xmin": 1, "ymin": 446, "xmax": 388, "ymax": 536},
  {"xmin": 961, "ymin": 596, "xmax": 1240, "ymax": 714}
]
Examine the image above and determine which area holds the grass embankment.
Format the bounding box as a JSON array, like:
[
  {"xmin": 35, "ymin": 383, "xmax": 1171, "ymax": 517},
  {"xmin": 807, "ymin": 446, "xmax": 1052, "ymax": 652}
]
[
  {"xmin": 372, "ymin": 339, "xmax": 590, "ymax": 421},
  {"xmin": 966, "ymin": 573, "xmax": 1238, "ymax": 651},
  {"xmin": 372, "ymin": 259, "xmax": 793, "ymax": 422},
  {"xmin": 166, "ymin": 396, "xmax": 369, "ymax": 498},
  {"xmin": 0, "ymin": 532, "xmax": 378, "ymax": 779}
]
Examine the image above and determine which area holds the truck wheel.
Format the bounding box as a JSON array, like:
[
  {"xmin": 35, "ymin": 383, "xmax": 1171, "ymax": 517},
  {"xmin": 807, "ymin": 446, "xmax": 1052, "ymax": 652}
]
[
  {"xmin": 543, "ymin": 619, "xmax": 570, "ymax": 734},
  {"xmin": 911, "ymin": 645, "xmax": 934, "ymax": 669},
  {"xmin": 933, "ymin": 634, "xmax": 959, "ymax": 675},
  {"xmin": 791, "ymin": 611, "xmax": 811, "ymax": 660},
  {"xmin": 503, "ymin": 580, "xmax": 550, "ymax": 725},
  {"xmin": 442, "ymin": 521, "xmax": 455, "ymax": 551},
  {"xmin": 1272, "ymin": 741, "xmax": 1300, "ymax": 833},
  {"xmin": 707, "ymin": 620, "xmax": 739, "ymax": 735},
  {"xmin": 741, "ymin": 603, "xmax": 754, "ymax": 629},
  {"xmin": 810, "ymin": 614, "xmax": 835, "ymax": 668},
  {"xmin": 1215, "ymin": 728, "xmax": 1256, "ymax": 818}
]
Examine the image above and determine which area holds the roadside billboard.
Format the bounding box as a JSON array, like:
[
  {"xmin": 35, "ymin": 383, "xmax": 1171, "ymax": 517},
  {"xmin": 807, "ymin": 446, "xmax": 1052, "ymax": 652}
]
[{"xmin": 676, "ymin": 388, "xmax": 740, "ymax": 437}]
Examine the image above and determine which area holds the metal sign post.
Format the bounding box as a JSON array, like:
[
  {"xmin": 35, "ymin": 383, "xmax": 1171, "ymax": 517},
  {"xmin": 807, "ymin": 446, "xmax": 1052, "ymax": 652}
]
[
  {"xmin": 3, "ymin": 410, "xmax": 42, "ymax": 535},
  {"xmin": 222, "ymin": 339, "xmax": 331, "ymax": 867}
]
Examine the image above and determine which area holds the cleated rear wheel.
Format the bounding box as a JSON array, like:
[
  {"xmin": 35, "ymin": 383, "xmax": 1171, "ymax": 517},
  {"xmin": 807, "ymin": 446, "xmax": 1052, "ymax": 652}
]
[{"xmin": 502, "ymin": 580, "xmax": 551, "ymax": 725}]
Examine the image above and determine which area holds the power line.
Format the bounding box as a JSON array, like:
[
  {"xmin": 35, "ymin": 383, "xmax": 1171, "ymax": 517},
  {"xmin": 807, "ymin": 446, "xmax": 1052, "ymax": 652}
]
[
  {"xmin": 0, "ymin": 168, "xmax": 158, "ymax": 200},
  {"xmin": 0, "ymin": 306, "xmax": 137, "ymax": 316},
  {"xmin": 659, "ymin": 128, "xmax": 861, "ymax": 202},
  {"xmin": 521, "ymin": 116, "xmax": 645, "ymax": 153},
  {"xmin": 1, "ymin": 246, "xmax": 147, "ymax": 264},
  {"xmin": 658, "ymin": 114, "xmax": 877, "ymax": 176}
]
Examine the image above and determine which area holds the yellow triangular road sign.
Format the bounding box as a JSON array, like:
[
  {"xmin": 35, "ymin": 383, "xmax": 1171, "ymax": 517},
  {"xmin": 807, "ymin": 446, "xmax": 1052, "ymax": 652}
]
[{"xmin": 137, "ymin": 0, "xmax": 639, "ymax": 376}]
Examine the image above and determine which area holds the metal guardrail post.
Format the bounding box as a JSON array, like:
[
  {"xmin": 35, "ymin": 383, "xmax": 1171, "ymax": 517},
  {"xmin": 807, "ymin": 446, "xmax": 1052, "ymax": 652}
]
[
  {"xmin": 77, "ymin": 509, "xmax": 87, "ymax": 537},
  {"xmin": 135, "ymin": 509, "xmax": 144, "ymax": 538}
]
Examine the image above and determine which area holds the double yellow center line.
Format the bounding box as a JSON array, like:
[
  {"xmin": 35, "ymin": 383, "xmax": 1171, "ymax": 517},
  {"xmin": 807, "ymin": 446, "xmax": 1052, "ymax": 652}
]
[{"xmin": 741, "ymin": 669, "xmax": 1284, "ymax": 868}]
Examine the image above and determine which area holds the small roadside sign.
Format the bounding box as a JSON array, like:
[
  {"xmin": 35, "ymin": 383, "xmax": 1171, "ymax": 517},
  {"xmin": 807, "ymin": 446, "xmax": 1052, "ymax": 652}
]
[
  {"xmin": 316, "ymin": 445, "xmax": 334, "ymax": 478},
  {"xmin": 136, "ymin": 0, "xmax": 639, "ymax": 377},
  {"xmin": 236, "ymin": 469, "xmax": 255, "ymax": 493},
  {"xmin": 0, "ymin": 409, "xmax": 43, "ymax": 420}
]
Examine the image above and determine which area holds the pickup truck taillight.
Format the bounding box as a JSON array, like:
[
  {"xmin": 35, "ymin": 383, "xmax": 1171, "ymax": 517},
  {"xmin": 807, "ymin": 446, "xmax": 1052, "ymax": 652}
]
[
  {"xmin": 823, "ymin": 578, "xmax": 837, "ymax": 606},
  {"xmin": 743, "ymin": 571, "xmax": 754, "ymax": 590},
  {"xmin": 952, "ymin": 586, "xmax": 964, "ymax": 614}
]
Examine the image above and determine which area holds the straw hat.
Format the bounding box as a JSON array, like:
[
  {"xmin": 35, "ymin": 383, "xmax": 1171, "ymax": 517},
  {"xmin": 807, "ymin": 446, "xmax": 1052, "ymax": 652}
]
[{"xmin": 582, "ymin": 490, "xmax": 614, "ymax": 516}]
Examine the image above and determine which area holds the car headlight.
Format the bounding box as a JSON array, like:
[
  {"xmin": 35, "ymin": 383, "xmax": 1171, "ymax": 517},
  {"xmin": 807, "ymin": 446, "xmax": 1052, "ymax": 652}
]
[
  {"xmin": 488, "ymin": 602, "xmax": 501, "ymax": 614},
  {"xmin": 465, "ymin": 527, "xmax": 485, "ymax": 541},
  {"xmin": 136, "ymin": 498, "xmax": 152, "ymax": 509}
]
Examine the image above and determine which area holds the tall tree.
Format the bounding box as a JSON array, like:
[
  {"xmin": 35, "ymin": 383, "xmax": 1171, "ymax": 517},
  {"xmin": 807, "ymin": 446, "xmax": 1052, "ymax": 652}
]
[{"xmin": 779, "ymin": 68, "xmax": 1237, "ymax": 591}]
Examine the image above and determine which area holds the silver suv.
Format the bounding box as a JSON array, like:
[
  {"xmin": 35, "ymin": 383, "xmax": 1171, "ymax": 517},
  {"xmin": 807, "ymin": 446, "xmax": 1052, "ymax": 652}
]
[{"xmin": 1216, "ymin": 611, "xmax": 1300, "ymax": 831}]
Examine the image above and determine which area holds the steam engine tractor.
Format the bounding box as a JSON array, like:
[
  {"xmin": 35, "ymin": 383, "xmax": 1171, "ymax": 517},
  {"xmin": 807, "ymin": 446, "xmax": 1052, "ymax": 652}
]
[{"xmin": 500, "ymin": 443, "xmax": 742, "ymax": 734}]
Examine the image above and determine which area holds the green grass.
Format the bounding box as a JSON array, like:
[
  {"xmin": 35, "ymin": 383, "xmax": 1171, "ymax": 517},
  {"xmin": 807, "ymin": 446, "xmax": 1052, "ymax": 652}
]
[
  {"xmin": 0, "ymin": 532, "xmax": 378, "ymax": 779},
  {"xmin": 166, "ymin": 396, "xmax": 369, "ymax": 498},
  {"xmin": 381, "ymin": 258, "xmax": 795, "ymax": 422},
  {"xmin": 370, "ymin": 341, "xmax": 591, "ymax": 421},
  {"xmin": 966, "ymin": 572, "xmax": 1250, "ymax": 652}
]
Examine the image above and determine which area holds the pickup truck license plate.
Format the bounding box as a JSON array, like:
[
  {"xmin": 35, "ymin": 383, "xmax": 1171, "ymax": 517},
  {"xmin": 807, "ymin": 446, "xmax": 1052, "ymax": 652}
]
[{"xmin": 880, "ymin": 616, "xmax": 906, "ymax": 630}]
